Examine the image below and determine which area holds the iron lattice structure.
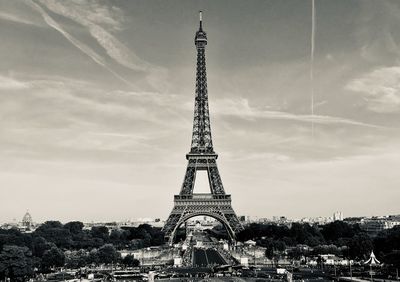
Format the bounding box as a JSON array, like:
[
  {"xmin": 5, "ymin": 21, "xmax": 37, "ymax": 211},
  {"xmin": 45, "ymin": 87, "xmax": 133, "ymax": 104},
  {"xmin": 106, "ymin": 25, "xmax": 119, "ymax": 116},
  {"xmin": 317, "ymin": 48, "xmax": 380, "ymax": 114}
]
[{"xmin": 163, "ymin": 12, "xmax": 243, "ymax": 244}]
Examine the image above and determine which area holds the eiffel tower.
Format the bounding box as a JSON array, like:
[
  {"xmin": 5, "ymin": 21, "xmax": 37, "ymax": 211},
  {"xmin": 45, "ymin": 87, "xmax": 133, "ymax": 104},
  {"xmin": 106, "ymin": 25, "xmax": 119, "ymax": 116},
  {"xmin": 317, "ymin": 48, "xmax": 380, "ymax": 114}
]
[{"xmin": 163, "ymin": 12, "xmax": 243, "ymax": 244}]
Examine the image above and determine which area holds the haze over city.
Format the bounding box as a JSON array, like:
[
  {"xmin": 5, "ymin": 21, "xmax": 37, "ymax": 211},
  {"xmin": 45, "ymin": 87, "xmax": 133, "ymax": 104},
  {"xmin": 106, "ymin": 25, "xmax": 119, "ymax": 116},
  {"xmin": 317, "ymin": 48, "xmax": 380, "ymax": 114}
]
[{"xmin": 1, "ymin": 0, "xmax": 400, "ymax": 223}]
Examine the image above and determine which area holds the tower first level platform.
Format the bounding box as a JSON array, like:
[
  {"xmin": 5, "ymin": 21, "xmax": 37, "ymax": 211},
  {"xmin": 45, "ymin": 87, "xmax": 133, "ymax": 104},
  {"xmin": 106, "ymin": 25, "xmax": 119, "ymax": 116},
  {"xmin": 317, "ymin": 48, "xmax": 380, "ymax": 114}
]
[{"xmin": 163, "ymin": 193, "xmax": 243, "ymax": 243}]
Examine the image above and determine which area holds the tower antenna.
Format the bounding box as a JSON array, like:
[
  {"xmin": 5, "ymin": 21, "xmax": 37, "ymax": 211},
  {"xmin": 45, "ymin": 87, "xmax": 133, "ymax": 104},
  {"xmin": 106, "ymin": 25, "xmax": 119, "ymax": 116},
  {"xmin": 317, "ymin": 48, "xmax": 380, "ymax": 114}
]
[{"xmin": 199, "ymin": 10, "xmax": 203, "ymax": 30}]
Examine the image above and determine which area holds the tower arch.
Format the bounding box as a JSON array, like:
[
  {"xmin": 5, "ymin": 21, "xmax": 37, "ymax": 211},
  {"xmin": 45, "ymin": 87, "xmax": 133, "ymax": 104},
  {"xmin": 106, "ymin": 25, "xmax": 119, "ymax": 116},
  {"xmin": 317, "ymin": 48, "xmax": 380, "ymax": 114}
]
[{"xmin": 168, "ymin": 211, "xmax": 236, "ymax": 245}]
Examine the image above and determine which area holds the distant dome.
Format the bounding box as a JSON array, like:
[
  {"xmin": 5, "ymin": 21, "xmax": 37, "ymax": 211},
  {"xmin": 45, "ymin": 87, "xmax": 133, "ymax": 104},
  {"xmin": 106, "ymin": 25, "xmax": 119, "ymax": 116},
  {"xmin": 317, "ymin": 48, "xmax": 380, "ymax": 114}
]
[{"xmin": 22, "ymin": 211, "xmax": 33, "ymax": 228}]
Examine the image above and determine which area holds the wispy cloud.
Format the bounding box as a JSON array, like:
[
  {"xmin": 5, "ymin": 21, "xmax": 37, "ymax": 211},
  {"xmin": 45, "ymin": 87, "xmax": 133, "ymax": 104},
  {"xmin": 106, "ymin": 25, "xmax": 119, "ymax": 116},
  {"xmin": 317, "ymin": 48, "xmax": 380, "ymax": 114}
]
[
  {"xmin": 26, "ymin": 0, "xmax": 135, "ymax": 88},
  {"xmin": 0, "ymin": 75, "xmax": 29, "ymax": 90},
  {"xmin": 37, "ymin": 0, "xmax": 151, "ymax": 72},
  {"xmin": 212, "ymin": 98, "xmax": 387, "ymax": 128},
  {"xmin": 0, "ymin": 75, "xmax": 182, "ymax": 162},
  {"xmin": 357, "ymin": 1, "xmax": 400, "ymax": 64},
  {"xmin": 229, "ymin": 152, "xmax": 292, "ymax": 162},
  {"xmin": 346, "ymin": 66, "xmax": 400, "ymax": 113},
  {"xmin": 0, "ymin": 11, "xmax": 39, "ymax": 26}
]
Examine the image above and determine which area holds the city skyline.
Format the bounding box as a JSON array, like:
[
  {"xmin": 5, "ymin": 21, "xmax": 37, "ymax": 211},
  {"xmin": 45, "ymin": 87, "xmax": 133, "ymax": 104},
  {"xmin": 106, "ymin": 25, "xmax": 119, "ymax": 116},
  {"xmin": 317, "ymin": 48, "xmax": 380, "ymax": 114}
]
[
  {"xmin": 1, "ymin": 0, "xmax": 400, "ymax": 223},
  {"xmin": 3, "ymin": 209, "xmax": 400, "ymax": 227}
]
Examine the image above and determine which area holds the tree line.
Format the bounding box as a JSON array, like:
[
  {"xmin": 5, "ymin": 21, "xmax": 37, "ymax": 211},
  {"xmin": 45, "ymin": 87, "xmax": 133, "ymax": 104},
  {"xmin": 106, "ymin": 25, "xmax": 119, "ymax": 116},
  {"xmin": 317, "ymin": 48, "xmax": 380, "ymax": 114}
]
[
  {"xmin": 237, "ymin": 221, "xmax": 400, "ymax": 267},
  {"xmin": 1, "ymin": 220, "xmax": 399, "ymax": 280},
  {"xmin": 0, "ymin": 221, "xmax": 163, "ymax": 281}
]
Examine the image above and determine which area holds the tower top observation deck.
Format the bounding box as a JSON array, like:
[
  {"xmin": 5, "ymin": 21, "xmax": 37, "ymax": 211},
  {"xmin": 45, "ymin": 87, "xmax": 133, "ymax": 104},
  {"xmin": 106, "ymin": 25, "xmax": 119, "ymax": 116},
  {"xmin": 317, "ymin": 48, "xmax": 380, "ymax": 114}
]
[{"xmin": 195, "ymin": 11, "xmax": 207, "ymax": 47}]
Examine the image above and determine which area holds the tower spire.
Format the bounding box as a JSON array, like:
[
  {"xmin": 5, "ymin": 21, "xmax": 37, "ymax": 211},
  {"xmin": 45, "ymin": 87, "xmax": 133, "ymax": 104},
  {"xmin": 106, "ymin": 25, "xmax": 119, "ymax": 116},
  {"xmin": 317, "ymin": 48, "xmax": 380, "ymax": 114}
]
[{"xmin": 199, "ymin": 10, "xmax": 203, "ymax": 30}]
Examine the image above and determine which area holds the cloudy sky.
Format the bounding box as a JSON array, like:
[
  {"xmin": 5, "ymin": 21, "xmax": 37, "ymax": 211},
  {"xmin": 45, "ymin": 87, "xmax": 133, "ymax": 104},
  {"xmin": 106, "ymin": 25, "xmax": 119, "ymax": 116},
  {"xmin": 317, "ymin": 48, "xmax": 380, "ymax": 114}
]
[{"xmin": 1, "ymin": 0, "xmax": 400, "ymax": 223}]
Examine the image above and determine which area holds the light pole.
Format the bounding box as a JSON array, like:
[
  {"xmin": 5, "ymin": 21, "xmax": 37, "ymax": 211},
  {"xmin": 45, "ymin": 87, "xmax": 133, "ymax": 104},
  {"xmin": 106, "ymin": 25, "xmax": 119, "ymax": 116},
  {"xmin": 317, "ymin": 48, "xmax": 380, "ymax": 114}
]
[
  {"xmin": 369, "ymin": 264, "xmax": 373, "ymax": 282},
  {"xmin": 349, "ymin": 260, "xmax": 352, "ymax": 280},
  {"xmin": 254, "ymin": 247, "xmax": 256, "ymax": 266},
  {"xmin": 334, "ymin": 264, "xmax": 337, "ymax": 279}
]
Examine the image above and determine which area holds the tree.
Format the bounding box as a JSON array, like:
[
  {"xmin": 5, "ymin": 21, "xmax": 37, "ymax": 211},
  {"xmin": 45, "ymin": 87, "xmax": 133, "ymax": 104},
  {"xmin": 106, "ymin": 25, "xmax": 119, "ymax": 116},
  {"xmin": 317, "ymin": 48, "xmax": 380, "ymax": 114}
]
[
  {"xmin": 321, "ymin": 221, "xmax": 360, "ymax": 244},
  {"xmin": 290, "ymin": 223, "xmax": 325, "ymax": 246},
  {"xmin": 110, "ymin": 229, "xmax": 123, "ymax": 241},
  {"xmin": 36, "ymin": 221, "xmax": 63, "ymax": 230},
  {"xmin": 41, "ymin": 246, "xmax": 65, "ymax": 270},
  {"xmin": 97, "ymin": 244, "xmax": 120, "ymax": 264},
  {"xmin": 374, "ymin": 226, "xmax": 400, "ymax": 254},
  {"xmin": 374, "ymin": 226, "xmax": 400, "ymax": 267},
  {"xmin": 110, "ymin": 229, "xmax": 129, "ymax": 248},
  {"xmin": 34, "ymin": 221, "xmax": 72, "ymax": 249},
  {"xmin": 122, "ymin": 254, "xmax": 140, "ymax": 267},
  {"xmin": 382, "ymin": 250, "xmax": 400, "ymax": 268},
  {"xmin": 237, "ymin": 222, "xmax": 325, "ymax": 247},
  {"xmin": 122, "ymin": 225, "xmax": 165, "ymax": 247},
  {"xmin": 31, "ymin": 236, "xmax": 54, "ymax": 257},
  {"xmin": 313, "ymin": 244, "xmax": 342, "ymax": 256},
  {"xmin": 287, "ymin": 247, "xmax": 308, "ymax": 260},
  {"xmin": 0, "ymin": 245, "xmax": 33, "ymax": 281},
  {"xmin": 90, "ymin": 226, "xmax": 109, "ymax": 242},
  {"xmin": 87, "ymin": 249, "xmax": 99, "ymax": 265},
  {"xmin": 348, "ymin": 233, "xmax": 373, "ymax": 259},
  {"xmin": 265, "ymin": 247, "xmax": 274, "ymax": 260},
  {"xmin": 64, "ymin": 221, "xmax": 84, "ymax": 234},
  {"xmin": 65, "ymin": 250, "xmax": 88, "ymax": 269},
  {"xmin": 0, "ymin": 228, "xmax": 31, "ymax": 251}
]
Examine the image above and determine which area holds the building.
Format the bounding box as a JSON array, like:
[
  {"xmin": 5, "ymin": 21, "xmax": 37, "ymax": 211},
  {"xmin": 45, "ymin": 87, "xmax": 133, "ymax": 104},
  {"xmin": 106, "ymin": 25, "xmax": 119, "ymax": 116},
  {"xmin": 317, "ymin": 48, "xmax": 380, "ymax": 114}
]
[
  {"xmin": 343, "ymin": 217, "xmax": 364, "ymax": 225},
  {"xmin": 300, "ymin": 216, "xmax": 331, "ymax": 225},
  {"xmin": 18, "ymin": 211, "xmax": 36, "ymax": 232},
  {"xmin": 319, "ymin": 254, "xmax": 350, "ymax": 266},
  {"xmin": 333, "ymin": 211, "xmax": 344, "ymax": 221},
  {"xmin": 22, "ymin": 211, "xmax": 33, "ymax": 228},
  {"xmin": 360, "ymin": 216, "xmax": 400, "ymax": 236},
  {"xmin": 185, "ymin": 217, "xmax": 218, "ymax": 232}
]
